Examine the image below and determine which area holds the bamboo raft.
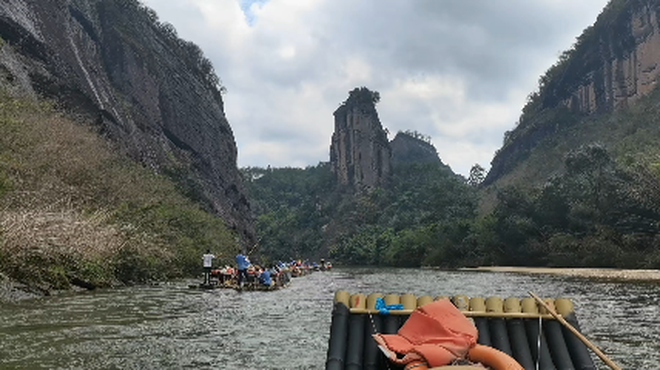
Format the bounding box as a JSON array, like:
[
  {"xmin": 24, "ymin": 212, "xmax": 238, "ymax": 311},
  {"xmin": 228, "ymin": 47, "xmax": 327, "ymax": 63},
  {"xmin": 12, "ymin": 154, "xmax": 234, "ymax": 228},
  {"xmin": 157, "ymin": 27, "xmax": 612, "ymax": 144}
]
[
  {"xmin": 189, "ymin": 269, "xmax": 293, "ymax": 291},
  {"xmin": 326, "ymin": 291, "xmax": 598, "ymax": 370}
]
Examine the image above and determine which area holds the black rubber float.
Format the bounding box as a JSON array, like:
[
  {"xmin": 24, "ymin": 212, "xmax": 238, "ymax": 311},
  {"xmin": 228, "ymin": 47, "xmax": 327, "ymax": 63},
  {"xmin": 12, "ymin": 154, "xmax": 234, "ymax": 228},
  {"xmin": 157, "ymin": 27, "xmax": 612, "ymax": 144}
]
[
  {"xmin": 326, "ymin": 299, "xmax": 350, "ymax": 370},
  {"xmin": 469, "ymin": 297, "xmax": 493, "ymax": 347},
  {"xmin": 504, "ymin": 298, "xmax": 536, "ymax": 370},
  {"xmin": 555, "ymin": 299, "xmax": 597, "ymax": 370},
  {"xmin": 345, "ymin": 314, "xmax": 366, "ymax": 370},
  {"xmin": 486, "ymin": 297, "xmax": 514, "ymax": 357},
  {"xmin": 363, "ymin": 294, "xmax": 385, "ymax": 370},
  {"xmin": 522, "ymin": 297, "xmax": 556, "ymax": 370}
]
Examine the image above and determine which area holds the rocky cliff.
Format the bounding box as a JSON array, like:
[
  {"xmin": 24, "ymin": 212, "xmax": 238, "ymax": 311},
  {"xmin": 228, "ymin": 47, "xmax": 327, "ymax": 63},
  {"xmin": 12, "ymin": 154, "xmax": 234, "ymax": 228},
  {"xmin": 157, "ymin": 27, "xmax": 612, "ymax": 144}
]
[
  {"xmin": 390, "ymin": 131, "xmax": 446, "ymax": 166},
  {"xmin": 330, "ymin": 87, "xmax": 391, "ymax": 190},
  {"xmin": 559, "ymin": 0, "xmax": 660, "ymax": 114},
  {"xmin": 0, "ymin": 0, "xmax": 252, "ymax": 241},
  {"xmin": 486, "ymin": 0, "xmax": 660, "ymax": 185}
]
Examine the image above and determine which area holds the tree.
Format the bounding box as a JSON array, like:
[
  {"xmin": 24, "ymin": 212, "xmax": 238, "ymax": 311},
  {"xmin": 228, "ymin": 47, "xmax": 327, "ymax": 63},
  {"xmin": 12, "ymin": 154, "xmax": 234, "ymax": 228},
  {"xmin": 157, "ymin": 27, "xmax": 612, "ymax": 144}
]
[
  {"xmin": 467, "ymin": 164, "xmax": 486, "ymax": 187},
  {"xmin": 344, "ymin": 87, "xmax": 380, "ymax": 106}
]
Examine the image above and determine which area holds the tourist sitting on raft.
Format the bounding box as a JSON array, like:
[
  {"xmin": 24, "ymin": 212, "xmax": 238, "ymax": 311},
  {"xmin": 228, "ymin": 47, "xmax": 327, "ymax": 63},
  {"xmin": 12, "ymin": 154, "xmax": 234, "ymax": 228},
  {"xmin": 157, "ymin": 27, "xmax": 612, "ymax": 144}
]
[
  {"xmin": 258, "ymin": 266, "xmax": 272, "ymax": 287},
  {"xmin": 214, "ymin": 266, "xmax": 235, "ymax": 285}
]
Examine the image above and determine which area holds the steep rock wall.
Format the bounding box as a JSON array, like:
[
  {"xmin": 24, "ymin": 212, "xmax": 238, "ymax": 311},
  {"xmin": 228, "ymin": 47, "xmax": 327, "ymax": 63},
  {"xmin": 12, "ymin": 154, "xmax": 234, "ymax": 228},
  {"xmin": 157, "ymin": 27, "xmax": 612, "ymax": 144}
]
[
  {"xmin": 330, "ymin": 91, "xmax": 391, "ymax": 190},
  {"xmin": 0, "ymin": 0, "xmax": 253, "ymax": 241},
  {"xmin": 563, "ymin": 3, "xmax": 660, "ymax": 113}
]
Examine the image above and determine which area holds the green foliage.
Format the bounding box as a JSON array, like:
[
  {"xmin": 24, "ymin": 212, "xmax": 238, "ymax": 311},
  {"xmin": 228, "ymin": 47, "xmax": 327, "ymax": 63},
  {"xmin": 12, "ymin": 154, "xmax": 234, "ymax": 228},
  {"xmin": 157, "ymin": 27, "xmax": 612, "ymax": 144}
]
[
  {"xmin": 480, "ymin": 144, "xmax": 660, "ymax": 268},
  {"xmin": 382, "ymin": 227, "xmax": 429, "ymax": 267},
  {"xmin": 242, "ymin": 163, "xmax": 336, "ymax": 260},
  {"xmin": 343, "ymin": 87, "xmax": 380, "ymax": 106},
  {"xmin": 246, "ymin": 159, "xmax": 479, "ymax": 267},
  {"xmin": 401, "ymin": 130, "xmax": 432, "ymax": 145},
  {"xmin": 467, "ymin": 164, "xmax": 485, "ymax": 187},
  {"xmin": 331, "ymin": 226, "xmax": 394, "ymax": 265},
  {"xmin": 113, "ymin": 243, "xmax": 166, "ymax": 284}
]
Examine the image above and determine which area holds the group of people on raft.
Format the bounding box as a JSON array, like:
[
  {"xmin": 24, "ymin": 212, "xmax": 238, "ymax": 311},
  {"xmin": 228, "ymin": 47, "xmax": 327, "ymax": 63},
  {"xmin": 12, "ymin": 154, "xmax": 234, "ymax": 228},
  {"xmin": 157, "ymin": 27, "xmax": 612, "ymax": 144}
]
[
  {"xmin": 201, "ymin": 250, "xmax": 332, "ymax": 289},
  {"xmin": 289, "ymin": 258, "xmax": 332, "ymax": 277}
]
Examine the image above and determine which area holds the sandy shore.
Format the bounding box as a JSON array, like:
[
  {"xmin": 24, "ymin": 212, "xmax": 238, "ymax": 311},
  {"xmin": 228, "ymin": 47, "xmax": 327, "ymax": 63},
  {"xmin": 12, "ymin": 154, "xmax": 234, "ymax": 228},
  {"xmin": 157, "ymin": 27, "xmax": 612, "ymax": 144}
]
[{"xmin": 460, "ymin": 266, "xmax": 660, "ymax": 282}]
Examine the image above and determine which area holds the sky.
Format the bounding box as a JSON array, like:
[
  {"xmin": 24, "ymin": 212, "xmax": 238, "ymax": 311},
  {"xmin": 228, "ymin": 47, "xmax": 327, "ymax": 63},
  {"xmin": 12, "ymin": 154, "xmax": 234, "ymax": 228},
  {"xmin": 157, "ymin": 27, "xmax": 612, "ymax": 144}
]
[{"xmin": 141, "ymin": 0, "xmax": 610, "ymax": 176}]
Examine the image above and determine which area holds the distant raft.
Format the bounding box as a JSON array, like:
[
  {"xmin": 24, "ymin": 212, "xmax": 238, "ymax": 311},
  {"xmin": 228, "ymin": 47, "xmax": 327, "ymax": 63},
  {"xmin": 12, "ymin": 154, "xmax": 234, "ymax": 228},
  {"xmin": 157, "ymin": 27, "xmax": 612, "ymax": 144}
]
[
  {"xmin": 325, "ymin": 291, "xmax": 596, "ymax": 370},
  {"xmin": 189, "ymin": 269, "xmax": 292, "ymax": 291}
]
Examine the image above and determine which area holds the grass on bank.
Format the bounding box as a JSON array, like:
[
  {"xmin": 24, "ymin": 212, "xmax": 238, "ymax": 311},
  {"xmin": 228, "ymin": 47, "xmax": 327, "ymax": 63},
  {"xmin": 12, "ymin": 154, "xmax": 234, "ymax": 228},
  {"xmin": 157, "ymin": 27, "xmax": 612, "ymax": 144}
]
[{"xmin": 0, "ymin": 93, "xmax": 238, "ymax": 290}]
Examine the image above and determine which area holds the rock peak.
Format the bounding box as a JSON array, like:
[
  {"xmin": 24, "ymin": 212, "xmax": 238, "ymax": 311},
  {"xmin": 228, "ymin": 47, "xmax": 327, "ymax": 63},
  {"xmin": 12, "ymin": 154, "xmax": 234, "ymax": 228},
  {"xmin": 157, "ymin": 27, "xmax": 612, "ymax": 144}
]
[{"xmin": 330, "ymin": 87, "xmax": 391, "ymax": 191}]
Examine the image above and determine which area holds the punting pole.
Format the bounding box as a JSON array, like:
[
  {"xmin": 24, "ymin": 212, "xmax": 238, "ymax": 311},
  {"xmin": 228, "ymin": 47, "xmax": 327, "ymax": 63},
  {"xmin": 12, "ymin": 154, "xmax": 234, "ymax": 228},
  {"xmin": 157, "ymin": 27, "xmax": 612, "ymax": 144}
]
[
  {"xmin": 529, "ymin": 292, "xmax": 622, "ymax": 370},
  {"xmin": 363, "ymin": 293, "xmax": 384, "ymax": 370}
]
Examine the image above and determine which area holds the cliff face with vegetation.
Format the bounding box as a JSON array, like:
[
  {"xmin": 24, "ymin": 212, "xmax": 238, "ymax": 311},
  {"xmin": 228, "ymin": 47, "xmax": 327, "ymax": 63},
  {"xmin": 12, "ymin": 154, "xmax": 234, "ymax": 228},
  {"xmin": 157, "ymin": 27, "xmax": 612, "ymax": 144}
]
[
  {"xmin": 0, "ymin": 0, "xmax": 251, "ymax": 241},
  {"xmin": 469, "ymin": 0, "xmax": 660, "ymax": 270},
  {"xmin": 486, "ymin": 0, "xmax": 660, "ymax": 185},
  {"xmin": 559, "ymin": 1, "xmax": 660, "ymax": 114},
  {"xmin": 330, "ymin": 87, "xmax": 392, "ymax": 190}
]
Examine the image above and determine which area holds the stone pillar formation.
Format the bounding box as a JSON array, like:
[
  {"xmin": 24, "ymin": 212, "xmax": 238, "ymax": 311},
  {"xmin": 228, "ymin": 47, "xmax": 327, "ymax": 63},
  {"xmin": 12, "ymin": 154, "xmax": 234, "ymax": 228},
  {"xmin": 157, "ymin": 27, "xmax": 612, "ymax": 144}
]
[{"xmin": 330, "ymin": 87, "xmax": 392, "ymax": 191}]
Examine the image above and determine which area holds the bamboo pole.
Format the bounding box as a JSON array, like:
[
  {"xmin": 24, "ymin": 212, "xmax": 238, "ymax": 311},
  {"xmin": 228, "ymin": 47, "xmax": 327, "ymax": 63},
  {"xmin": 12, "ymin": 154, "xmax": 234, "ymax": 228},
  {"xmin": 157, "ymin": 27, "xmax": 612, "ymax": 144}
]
[
  {"xmin": 348, "ymin": 308, "xmax": 555, "ymax": 319},
  {"xmin": 528, "ymin": 291, "xmax": 622, "ymax": 370}
]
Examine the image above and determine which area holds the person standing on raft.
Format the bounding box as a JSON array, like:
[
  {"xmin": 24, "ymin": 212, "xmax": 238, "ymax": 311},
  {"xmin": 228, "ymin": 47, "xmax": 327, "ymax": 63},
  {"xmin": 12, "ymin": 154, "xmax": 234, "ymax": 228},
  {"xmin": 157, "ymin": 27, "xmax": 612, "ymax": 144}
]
[
  {"xmin": 235, "ymin": 251, "xmax": 250, "ymax": 287},
  {"xmin": 202, "ymin": 249, "xmax": 215, "ymax": 285}
]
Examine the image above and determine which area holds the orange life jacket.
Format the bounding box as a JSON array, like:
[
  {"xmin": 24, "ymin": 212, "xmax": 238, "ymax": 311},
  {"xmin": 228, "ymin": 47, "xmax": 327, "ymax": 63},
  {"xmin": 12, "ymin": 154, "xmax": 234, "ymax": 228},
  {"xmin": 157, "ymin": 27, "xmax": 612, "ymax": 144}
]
[{"xmin": 372, "ymin": 299, "xmax": 477, "ymax": 367}]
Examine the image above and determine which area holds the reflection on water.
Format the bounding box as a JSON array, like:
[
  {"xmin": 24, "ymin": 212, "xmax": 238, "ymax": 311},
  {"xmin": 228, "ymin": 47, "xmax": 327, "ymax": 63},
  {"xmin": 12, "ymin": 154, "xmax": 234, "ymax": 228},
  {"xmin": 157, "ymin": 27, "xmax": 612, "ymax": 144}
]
[{"xmin": 0, "ymin": 268, "xmax": 658, "ymax": 369}]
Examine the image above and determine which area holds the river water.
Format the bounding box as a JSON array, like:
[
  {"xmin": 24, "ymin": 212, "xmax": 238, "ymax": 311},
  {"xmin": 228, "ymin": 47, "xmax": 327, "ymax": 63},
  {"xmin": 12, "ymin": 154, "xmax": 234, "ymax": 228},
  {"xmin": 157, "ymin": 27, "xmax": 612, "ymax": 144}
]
[{"xmin": 0, "ymin": 268, "xmax": 659, "ymax": 369}]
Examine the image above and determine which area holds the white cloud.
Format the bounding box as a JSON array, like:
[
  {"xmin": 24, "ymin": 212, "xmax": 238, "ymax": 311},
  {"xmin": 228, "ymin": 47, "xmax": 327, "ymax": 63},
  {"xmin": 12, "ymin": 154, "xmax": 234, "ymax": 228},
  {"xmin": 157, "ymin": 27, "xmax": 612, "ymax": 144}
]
[{"xmin": 142, "ymin": 0, "xmax": 610, "ymax": 176}]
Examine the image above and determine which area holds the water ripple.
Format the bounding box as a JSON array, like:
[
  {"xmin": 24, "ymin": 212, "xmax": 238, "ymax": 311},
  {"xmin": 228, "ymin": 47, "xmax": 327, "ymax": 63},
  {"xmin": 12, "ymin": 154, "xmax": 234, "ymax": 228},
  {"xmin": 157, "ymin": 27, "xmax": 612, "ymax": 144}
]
[{"xmin": 0, "ymin": 268, "xmax": 658, "ymax": 369}]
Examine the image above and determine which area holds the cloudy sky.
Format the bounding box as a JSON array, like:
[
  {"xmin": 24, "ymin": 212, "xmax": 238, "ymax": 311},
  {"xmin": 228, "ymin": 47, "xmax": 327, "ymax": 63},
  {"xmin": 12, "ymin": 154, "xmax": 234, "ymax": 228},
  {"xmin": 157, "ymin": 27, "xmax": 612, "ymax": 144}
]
[{"xmin": 142, "ymin": 0, "xmax": 610, "ymax": 176}]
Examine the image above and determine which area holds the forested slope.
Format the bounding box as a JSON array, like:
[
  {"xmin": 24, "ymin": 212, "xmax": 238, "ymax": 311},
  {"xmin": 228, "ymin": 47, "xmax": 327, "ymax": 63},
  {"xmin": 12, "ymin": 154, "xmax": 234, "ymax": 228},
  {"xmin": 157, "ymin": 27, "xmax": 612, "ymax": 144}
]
[
  {"xmin": 477, "ymin": 0, "xmax": 660, "ymax": 268},
  {"xmin": 0, "ymin": 93, "xmax": 239, "ymax": 293}
]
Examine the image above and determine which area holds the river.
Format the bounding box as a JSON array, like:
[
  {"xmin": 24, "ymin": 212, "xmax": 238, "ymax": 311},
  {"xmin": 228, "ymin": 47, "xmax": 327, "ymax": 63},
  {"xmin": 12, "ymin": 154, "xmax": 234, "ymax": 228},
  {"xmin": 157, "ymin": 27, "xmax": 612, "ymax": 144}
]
[{"xmin": 0, "ymin": 268, "xmax": 659, "ymax": 369}]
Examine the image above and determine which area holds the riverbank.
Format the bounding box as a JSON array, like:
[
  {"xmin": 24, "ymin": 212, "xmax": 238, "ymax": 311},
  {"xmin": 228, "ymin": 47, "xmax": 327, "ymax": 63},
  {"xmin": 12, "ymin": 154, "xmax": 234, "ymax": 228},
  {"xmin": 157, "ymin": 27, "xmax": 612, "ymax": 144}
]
[
  {"xmin": 0, "ymin": 273, "xmax": 44, "ymax": 302},
  {"xmin": 461, "ymin": 266, "xmax": 660, "ymax": 281}
]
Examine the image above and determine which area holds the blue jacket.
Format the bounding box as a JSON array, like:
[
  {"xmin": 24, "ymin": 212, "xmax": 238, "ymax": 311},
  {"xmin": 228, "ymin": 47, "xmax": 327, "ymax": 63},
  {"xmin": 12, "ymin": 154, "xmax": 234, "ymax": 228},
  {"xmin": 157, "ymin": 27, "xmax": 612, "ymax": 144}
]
[
  {"xmin": 236, "ymin": 254, "xmax": 250, "ymax": 270},
  {"xmin": 259, "ymin": 270, "xmax": 272, "ymax": 286}
]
